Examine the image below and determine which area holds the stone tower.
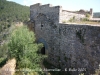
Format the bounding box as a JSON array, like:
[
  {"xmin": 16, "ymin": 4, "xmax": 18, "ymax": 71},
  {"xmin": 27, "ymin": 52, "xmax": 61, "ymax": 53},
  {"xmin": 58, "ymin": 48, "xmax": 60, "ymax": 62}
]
[
  {"xmin": 90, "ymin": 8, "xmax": 93, "ymax": 18},
  {"xmin": 30, "ymin": 3, "xmax": 100, "ymax": 75}
]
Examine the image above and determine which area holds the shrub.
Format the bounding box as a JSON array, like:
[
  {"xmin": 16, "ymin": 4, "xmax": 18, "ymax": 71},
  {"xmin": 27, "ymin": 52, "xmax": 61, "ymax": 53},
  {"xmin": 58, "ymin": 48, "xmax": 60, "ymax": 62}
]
[
  {"xmin": 8, "ymin": 25, "xmax": 45, "ymax": 75},
  {"xmin": 85, "ymin": 14, "xmax": 90, "ymax": 18},
  {"xmin": 69, "ymin": 16, "xmax": 76, "ymax": 22},
  {"xmin": 69, "ymin": 18, "xmax": 73, "ymax": 22},
  {"xmin": 62, "ymin": 20, "xmax": 66, "ymax": 23},
  {"xmin": 0, "ymin": 58, "xmax": 7, "ymax": 67},
  {"xmin": 82, "ymin": 18, "xmax": 89, "ymax": 21}
]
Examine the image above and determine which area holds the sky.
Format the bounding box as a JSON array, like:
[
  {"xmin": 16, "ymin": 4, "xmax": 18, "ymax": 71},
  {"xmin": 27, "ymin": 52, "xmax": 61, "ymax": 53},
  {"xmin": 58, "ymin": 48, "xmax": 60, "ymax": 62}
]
[{"xmin": 7, "ymin": 0, "xmax": 100, "ymax": 12}]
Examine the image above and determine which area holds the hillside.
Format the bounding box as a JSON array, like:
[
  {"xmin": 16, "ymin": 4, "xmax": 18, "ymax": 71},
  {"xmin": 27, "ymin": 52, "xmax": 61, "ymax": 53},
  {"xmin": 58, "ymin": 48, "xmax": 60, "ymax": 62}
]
[
  {"xmin": 0, "ymin": 0, "xmax": 30, "ymax": 43},
  {"xmin": 0, "ymin": 0, "xmax": 30, "ymax": 63},
  {"xmin": 0, "ymin": 0, "xmax": 30, "ymax": 33},
  {"xmin": 0, "ymin": 0, "xmax": 30, "ymax": 22}
]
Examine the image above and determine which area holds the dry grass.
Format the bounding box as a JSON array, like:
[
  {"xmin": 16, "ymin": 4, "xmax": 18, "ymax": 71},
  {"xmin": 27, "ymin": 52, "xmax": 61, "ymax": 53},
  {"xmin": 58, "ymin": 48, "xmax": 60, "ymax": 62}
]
[{"xmin": 67, "ymin": 21, "xmax": 100, "ymax": 25}]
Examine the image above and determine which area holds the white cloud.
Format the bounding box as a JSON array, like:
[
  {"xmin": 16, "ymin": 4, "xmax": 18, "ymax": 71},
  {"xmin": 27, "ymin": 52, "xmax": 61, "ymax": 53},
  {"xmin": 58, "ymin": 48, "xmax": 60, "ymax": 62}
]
[{"xmin": 22, "ymin": 0, "xmax": 41, "ymax": 6}]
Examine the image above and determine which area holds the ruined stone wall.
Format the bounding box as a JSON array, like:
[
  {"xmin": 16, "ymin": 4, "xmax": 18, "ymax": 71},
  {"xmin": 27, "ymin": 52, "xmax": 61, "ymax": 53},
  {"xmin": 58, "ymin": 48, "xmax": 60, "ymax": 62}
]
[
  {"xmin": 30, "ymin": 3, "xmax": 100, "ymax": 75},
  {"xmin": 58, "ymin": 24, "xmax": 100, "ymax": 75},
  {"xmin": 59, "ymin": 8, "xmax": 93, "ymax": 23},
  {"xmin": 33, "ymin": 15, "xmax": 60, "ymax": 66},
  {"xmin": 93, "ymin": 12, "xmax": 100, "ymax": 18},
  {"xmin": 30, "ymin": 3, "xmax": 92, "ymax": 24},
  {"xmin": 30, "ymin": 4, "xmax": 61, "ymax": 59},
  {"xmin": 59, "ymin": 9, "xmax": 85, "ymax": 23},
  {"xmin": 30, "ymin": 3, "xmax": 60, "ymax": 24},
  {"xmin": 33, "ymin": 19, "xmax": 100, "ymax": 75}
]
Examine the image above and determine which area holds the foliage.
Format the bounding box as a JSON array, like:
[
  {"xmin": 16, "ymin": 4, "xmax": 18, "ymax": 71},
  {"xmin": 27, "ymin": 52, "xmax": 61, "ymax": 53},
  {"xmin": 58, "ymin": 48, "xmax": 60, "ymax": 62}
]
[
  {"xmin": 0, "ymin": 43, "xmax": 8, "ymax": 57},
  {"xmin": 14, "ymin": 71, "xmax": 39, "ymax": 75},
  {"xmin": 80, "ymin": 14, "xmax": 90, "ymax": 22},
  {"xmin": 8, "ymin": 25, "xmax": 44, "ymax": 75},
  {"xmin": 0, "ymin": 0, "xmax": 29, "ymax": 23},
  {"xmin": 81, "ymin": 18, "xmax": 89, "ymax": 21},
  {"xmin": 0, "ymin": 0, "xmax": 30, "ymax": 47},
  {"xmin": 62, "ymin": 20, "xmax": 66, "ymax": 23},
  {"xmin": 85, "ymin": 14, "xmax": 90, "ymax": 18},
  {"xmin": 73, "ymin": 16, "xmax": 75, "ymax": 20},
  {"xmin": 0, "ymin": 58, "xmax": 7, "ymax": 67},
  {"xmin": 69, "ymin": 16, "xmax": 76, "ymax": 22},
  {"xmin": 0, "ymin": 43, "xmax": 8, "ymax": 67}
]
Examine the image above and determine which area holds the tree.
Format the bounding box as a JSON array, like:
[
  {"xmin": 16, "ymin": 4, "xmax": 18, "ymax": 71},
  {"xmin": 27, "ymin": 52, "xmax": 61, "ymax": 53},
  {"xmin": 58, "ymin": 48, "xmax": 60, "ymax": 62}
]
[{"xmin": 8, "ymin": 25, "xmax": 44, "ymax": 74}]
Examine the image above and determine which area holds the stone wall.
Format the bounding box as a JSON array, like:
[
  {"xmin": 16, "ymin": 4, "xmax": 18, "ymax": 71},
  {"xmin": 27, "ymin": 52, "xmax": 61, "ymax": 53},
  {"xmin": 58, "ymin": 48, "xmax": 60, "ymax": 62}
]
[
  {"xmin": 30, "ymin": 3, "xmax": 92, "ymax": 24},
  {"xmin": 93, "ymin": 12, "xmax": 100, "ymax": 18},
  {"xmin": 32, "ymin": 10, "xmax": 60, "ymax": 66},
  {"xmin": 59, "ymin": 7, "xmax": 93, "ymax": 23},
  {"xmin": 59, "ymin": 9, "xmax": 85, "ymax": 23},
  {"xmin": 30, "ymin": 3, "xmax": 60, "ymax": 24},
  {"xmin": 30, "ymin": 3, "xmax": 100, "ymax": 75},
  {"xmin": 30, "ymin": 4, "xmax": 61, "ymax": 63},
  {"xmin": 58, "ymin": 24, "xmax": 100, "ymax": 75}
]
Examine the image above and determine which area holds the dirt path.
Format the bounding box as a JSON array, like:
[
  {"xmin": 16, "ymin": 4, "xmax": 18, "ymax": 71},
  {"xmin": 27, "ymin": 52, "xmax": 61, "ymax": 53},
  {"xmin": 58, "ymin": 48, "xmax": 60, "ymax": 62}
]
[{"xmin": 0, "ymin": 58, "xmax": 16, "ymax": 75}]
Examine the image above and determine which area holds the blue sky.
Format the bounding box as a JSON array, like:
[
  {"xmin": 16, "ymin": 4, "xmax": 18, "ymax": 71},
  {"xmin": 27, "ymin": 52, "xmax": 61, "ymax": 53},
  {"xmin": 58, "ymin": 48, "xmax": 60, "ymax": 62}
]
[{"xmin": 7, "ymin": 0, "xmax": 100, "ymax": 12}]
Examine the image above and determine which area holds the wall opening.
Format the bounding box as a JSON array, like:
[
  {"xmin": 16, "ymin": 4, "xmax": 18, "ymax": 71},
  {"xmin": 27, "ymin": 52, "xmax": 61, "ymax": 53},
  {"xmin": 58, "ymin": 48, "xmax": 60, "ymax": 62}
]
[
  {"xmin": 41, "ymin": 46, "xmax": 45, "ymax": 55},
  {"xmin": 37, "ymin": 38, "xmax": 48, "ymax": 55}
]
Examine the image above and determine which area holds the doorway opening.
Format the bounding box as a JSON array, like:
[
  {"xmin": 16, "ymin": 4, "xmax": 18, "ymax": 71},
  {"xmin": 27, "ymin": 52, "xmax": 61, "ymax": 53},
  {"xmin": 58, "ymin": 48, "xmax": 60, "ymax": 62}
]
[{"xmin": 41, "ymin": 46, "xmax": 45, "ymax": 55}]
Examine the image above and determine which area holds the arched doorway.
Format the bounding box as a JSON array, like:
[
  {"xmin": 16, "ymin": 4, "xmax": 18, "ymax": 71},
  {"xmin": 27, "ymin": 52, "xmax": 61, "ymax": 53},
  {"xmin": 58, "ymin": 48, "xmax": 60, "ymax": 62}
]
[
  {"xmin": 41, "ymin": 46, "xmax": 45, "ymax": 55},
  {"xmin": 37, "ymin": 38, "xmax": 48, "ymax": 55}
]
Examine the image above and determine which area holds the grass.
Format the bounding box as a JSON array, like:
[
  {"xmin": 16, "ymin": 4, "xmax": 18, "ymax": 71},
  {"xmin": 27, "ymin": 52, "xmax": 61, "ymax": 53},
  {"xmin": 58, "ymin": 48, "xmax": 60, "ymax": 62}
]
[
  {"xmin": 67, "ymin": 17, "xmax": 100, "ymax": 25},
  {"xmin": 67, "ymin": 21, "xmax": 100, "ymax": 25},
  {"xmin": 67, "ymin": 14, "xmax": 100, "ymax": 25}
]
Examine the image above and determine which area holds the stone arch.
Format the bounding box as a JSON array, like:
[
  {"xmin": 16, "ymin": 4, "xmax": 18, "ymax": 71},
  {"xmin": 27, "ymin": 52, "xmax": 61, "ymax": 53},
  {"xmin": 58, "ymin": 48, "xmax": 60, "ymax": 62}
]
[
  {"xmin": 37, "ymin": 38, "xmax": 48, "ymax": 54},
  {"xmin": 34, "ymin": 13, "xmax": 50, "ymax": 29},
  {"xmin": 35, "ymin": 13, "xmax": 53, "ymax": 24},
  {"xmin": 36, "ymin": 13, "xmax": 47, "ymax": 19},
  {"xmin": 36, "ymin": 13, "xmax": 48, "ymax": 22}
]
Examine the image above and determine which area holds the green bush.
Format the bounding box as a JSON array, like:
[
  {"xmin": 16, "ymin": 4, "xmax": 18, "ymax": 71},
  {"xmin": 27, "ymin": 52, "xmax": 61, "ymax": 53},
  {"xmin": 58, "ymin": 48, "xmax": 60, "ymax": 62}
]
[
  {"xmin": 8, "ymin": 25, "xmax": 45, "ymax": 75},
  {"xmin": 69, "ymin": 18, "xmax": 73, "ymax": 22},
  {"xmin": 0, "ymin": 43, "xmax": 8, "ymax": 57},
  {"xmin": 62, "ymin": 20, "xmax": 66, "ymax": 23},
  {"xmin": 85, "ymin": 14, "xmax": 90, "ymax": 18},
  {"xmin": 81, "ymin": 18, "xmax": 89, "ymax": 21},
  {"xmin": 69, "ymin": 16, "xmax": 76, "ymax": 22},
  {"xmin": 0, "ymin": 58, "xmax": 8, "ymax": 67}
]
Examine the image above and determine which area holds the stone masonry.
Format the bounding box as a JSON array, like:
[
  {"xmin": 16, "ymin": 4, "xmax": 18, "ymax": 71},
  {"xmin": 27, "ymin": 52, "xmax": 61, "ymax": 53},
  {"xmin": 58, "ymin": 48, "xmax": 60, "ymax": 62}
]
[{"xmin": 30, "ymin": 3, "xmax": 100, "ymax": 75}]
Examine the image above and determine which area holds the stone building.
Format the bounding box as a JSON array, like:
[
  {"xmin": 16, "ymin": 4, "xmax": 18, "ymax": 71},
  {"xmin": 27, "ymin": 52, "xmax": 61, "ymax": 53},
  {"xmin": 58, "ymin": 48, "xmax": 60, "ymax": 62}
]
[{"xmin": 30, "ymin": 3, "xmax": 100, "ymax": 75}]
